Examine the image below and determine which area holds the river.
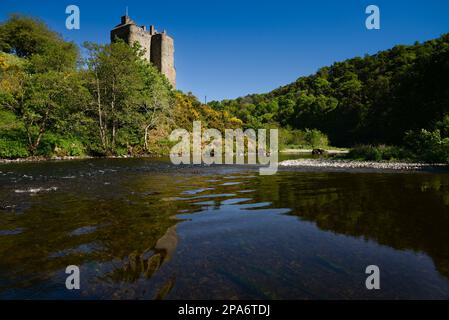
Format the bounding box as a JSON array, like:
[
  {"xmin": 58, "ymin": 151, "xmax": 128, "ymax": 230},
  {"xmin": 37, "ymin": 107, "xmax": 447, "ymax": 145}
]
[{"xmin": 1, "ymin": 157, "xmax": 449, "ymax": 299}]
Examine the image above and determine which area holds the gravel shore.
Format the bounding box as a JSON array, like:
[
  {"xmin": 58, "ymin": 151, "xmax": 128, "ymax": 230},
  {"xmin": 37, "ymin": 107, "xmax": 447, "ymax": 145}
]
[
  {"xmin": 280, "ymin": 149, "xmax": 348, "ymax": 154},
  {"xmin": 0, "ymin": 155, "xmax": 92, "ymax": 164},
  {"xmin": 279, "ymin": 159, "xmax": 448, "ymax": 171},
  {"xmin": 0, "ymin": 154, "xmax": 165, "ymax": 164}
]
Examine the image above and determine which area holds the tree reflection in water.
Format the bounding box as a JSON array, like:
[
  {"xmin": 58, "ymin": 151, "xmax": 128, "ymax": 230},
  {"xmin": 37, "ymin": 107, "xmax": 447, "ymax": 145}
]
[{"xmin": 1, "ymin": 159, "xmax": 449, "ymax": 299}]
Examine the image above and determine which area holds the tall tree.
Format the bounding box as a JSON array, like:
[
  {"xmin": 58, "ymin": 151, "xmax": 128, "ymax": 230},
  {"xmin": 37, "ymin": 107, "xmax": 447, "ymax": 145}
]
[
  {"xmin": 0, "ymin": 15, "xmax": 78, "ymax": 72},
  {"xmin": 83, "ymin": 40, "xmax": 174, "ymax": 154}
]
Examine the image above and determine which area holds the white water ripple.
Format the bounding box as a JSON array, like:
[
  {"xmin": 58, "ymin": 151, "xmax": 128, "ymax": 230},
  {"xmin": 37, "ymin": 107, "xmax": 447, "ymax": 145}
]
[{"xmin": 14, "ymin": 186, "xmax": 58, "ymax": 194}]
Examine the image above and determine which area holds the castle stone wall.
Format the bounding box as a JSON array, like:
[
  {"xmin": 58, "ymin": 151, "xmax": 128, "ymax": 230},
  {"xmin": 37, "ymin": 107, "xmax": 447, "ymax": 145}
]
[
  {"xmin": 151, "ymin": 34, "xmax": 176, "ymax": 87},
  {"xmin": 128, "ymin": 25, "xmax": 152, "ymax": 61},
  {"xmin": 110, "ymin": 16, "xmax": 176, "ymax": 88}
]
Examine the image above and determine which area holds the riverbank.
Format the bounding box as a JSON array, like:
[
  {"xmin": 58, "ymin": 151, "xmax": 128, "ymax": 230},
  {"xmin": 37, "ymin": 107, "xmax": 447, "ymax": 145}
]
[
  {"xmin": 3, "ymin": 153, "xmax": 448, "ymax": 173},
  {"xmin": 0, "ymin": 154, "xmax": 165, "ymax": 164},
  {"xmin": 0, "ymin": 148, "xmax": 341, "ymax": 164},
  {"xmin": 279, "ymin": 158, "xmax": 448, "ymax": 171},
  {"xmin": 280, "ymin": 148, "xmax": 349, "ymax": 154},
  {"xmin": 0, "ymin": 155, "xmax": 91, "ymax": 164}
]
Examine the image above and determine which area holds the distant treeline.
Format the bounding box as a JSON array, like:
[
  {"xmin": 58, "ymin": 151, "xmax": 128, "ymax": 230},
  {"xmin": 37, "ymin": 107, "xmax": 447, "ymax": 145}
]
[{"xmin": 210, "ymin": 33, "xmax": 449, "ymax": 148}]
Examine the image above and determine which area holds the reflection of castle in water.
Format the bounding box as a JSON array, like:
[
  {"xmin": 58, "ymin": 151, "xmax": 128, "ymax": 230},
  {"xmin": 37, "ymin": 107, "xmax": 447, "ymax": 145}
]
[
  {"xmin": 3, "ymin": 160, "xmax": 449, "ymax": 298},
  {"xmin": 107, "ymin": 225, "xmax": 178, "ymax": 288}
]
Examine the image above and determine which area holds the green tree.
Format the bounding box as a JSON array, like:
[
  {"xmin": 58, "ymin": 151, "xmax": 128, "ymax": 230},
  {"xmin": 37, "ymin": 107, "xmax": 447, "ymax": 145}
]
[
  {"xmin": 0, "ymin": 15, "xmax": 78, "ymax": 72},
  {"xmin": 83, "ymin": 40, "xmax": 175, "ymax": 155},
  {"xmin": 1, "ymin": 70, "xmax": 85, "ymax": 154},
  {"xmin": 136, "ymin": 60, "xmax": 174, "ymax": 151}
]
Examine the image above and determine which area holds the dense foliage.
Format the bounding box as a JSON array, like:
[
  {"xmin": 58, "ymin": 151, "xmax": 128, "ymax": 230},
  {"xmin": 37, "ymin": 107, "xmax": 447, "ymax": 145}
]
[
  {"xmin": 211, "ymin": 33, "xmax": 449, "ymax": 152},
  {"xmin": 346, "ymin": 145, "xmax": 410, "ymax": 161},
  {"xmin": 279, "ymin": 128, "xmax": 329, "ymax": 149},
  {"xmin": 0, "ymin": 15, "xmax": 239, "ymax": 158}
]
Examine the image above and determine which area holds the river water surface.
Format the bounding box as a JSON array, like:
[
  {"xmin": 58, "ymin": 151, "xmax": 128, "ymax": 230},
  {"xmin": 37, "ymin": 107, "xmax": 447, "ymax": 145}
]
[{"xmin": 1, "ymin": 157, "xmax": 449, "ymax": 299}]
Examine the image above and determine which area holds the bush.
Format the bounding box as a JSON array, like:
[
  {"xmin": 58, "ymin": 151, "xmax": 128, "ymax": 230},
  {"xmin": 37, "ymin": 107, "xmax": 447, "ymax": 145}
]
[
  {"xmin": 0, "ymin": 110, "xmax": 29, "ymax": 158},
  {"xmin": 348, "ymin": 145, "xmax": 382, "ymax": 161},
  {"xmin": 56, "ymin": 138, "xmax": 86, "ymax": 156},
  {"xmin": 279, "ymin": 128, "xmax": 329, "ymax": 149},
  {"xmin": 0, "ymin": 139, "xmax": 29, "ymax": 158},
  {"xmin": 304, "ymin": 129, "xmax": 329, "ymax": 148},
  {"xmin": 347, "ymin": 145, "xmax": 410, "ymax": 161},
  {"xmin": 404, "ymin": 129, "xmax": 449, "ymax": 163},
  {"xmin": 86, "ymin": 143, "xmax": 107, "ymax": 157},
  {"xmin": 279, "ymin": 129, "xmax": 293, "ymax": 149},
  {"xmin": 37, "ymin": 134, "xmax": 86, "ymax": 157}
]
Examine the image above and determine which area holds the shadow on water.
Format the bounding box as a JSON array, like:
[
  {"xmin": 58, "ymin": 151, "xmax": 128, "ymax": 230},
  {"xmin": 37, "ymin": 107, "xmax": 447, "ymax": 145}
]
[
  {"xmin": 1, "ymin": 158, "xmax": 449, "ymax": 299},
  {"xmin": 255, "ymin": 173, "xmax": 449, "ymax": 279}
]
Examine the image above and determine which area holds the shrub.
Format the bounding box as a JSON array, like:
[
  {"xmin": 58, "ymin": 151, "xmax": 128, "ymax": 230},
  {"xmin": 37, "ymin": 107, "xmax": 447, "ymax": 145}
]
[
  {"xmin": 304, "ymin": 129, "xmax": 329, "ymax": 148},
  {"xmin": 37, "ymin": 134, "xmax": 86, "ymax": 157},
  {"xmin": 347, "ymin": 145, "xmax": 410, "ymax": 161},
  {"xmin": 56, "ymin": 138, "xmax": 86, "ymax": 156},
  {"xmin": 347, "ymin": 145, "xmax": 382, "ymax": 161},
  {"xmin": 279, "ymin": 128, "xmax": 329, "ymax": 149},
  {"xmin": 404, "ymin": 129, "xmax": 449, "ymax": 163},
  {"xmin": 0, "ymin": 139, "xmax": 29, "ymax": 158}
]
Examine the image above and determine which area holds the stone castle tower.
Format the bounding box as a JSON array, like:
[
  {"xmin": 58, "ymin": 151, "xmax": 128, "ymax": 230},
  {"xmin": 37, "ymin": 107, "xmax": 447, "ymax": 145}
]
[{"xmin": 111, "ymin": 15, "xmax": 176, "ymax": 87}]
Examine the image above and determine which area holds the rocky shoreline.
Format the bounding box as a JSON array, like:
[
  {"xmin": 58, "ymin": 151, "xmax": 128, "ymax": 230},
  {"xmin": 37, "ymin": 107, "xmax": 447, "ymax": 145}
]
[
  {"xmin": 2, "ymin": 155, "xmax": 448, "ymax": 173},
  {"xmin": 279, "ymin": 159, "xmax": 448, "ymax": 171},
  {"xmin": 0, "ymin": 155, "xmax": 93, "ymax": 164},
  {"xmin": 0, "ymin": 154, "xmax": 165, "ymax": 164}
]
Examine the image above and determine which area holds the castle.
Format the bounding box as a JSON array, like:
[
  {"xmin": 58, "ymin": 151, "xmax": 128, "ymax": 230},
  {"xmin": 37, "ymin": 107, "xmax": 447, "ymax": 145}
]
[{"xmin": 111, "ymin": 15, "xmax": 176, "ymax": 87}]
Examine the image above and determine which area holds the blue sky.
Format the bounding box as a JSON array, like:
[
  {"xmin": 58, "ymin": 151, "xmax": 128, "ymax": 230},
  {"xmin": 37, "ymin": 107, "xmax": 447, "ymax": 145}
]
[{"xmin": 1, "ymin": 0, "xmax": 449, "ymax": 101}]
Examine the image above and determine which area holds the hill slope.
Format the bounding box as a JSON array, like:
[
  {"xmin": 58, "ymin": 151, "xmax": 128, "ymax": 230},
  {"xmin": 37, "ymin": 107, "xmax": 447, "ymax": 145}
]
[{"xmin": 211, "ymin": 33, "xmax": 449, "ymax": 147}]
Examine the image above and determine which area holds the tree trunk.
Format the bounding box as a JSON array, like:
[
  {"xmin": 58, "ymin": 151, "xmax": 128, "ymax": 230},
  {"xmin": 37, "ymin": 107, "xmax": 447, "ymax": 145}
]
[
  {"xmin": 111, "ymin": 80, "xmax": 116, "ymax": 150},
  {"xmin": 95, "ymin": 75, "xmax": 106, "ymax": 149},
  {"xmin": 28, "ymin": 107, "xmax": 50, "ymax": 155},
  {"xmin": 144, "ymin": 124, "xmax": 151, "ymax": 151}
]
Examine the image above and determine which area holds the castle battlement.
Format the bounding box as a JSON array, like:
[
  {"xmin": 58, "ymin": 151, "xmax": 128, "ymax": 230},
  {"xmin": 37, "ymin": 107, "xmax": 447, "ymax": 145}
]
[{"xmin": 111, "ymin": 15, "xmax": 176, "ymax": 87}]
